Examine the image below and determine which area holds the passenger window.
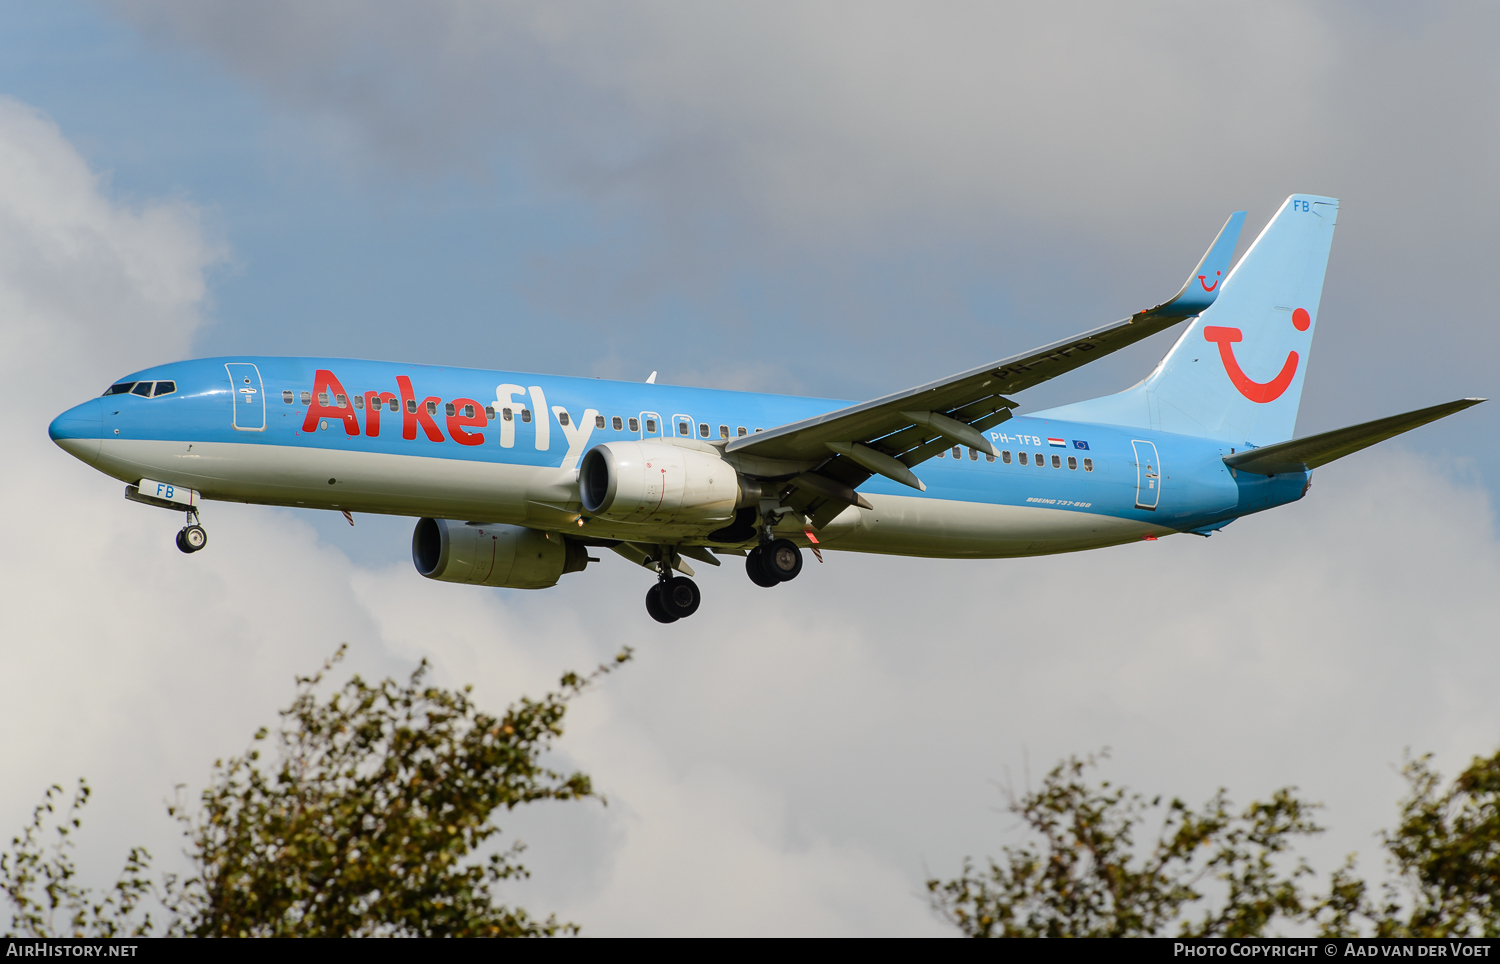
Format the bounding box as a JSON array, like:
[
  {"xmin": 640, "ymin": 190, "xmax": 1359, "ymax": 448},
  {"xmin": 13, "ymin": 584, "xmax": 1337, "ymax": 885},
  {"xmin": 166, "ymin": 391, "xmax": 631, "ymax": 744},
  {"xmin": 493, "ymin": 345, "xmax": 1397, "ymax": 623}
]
[
  {"xmin": 595, "ymin": 415, "xmax": 606, "ymax": 429},
  {"xmin": 1083, "ymin": 458, "xmax": 1094, "ymax": 472},
  {"xmin": 986, "ymin": 452, "xmax": 995, "ymax": 462},
  {"xmin": 754, "ymin": 428, "xmax": 763, "ymax": 433},
  {"xmin": 463, "ymin": 404, "xmax": 475, "ymax": 418},
  {"xmin": 521, "ymin": 409, "xmax": 532, "ymax": 423},
  {"xmin": 612, "ymin": 416, "xmax": 624, "ymax": 431},
  {"xmin": 336, "ymin": 394, "xmax": 348, "ymax": 408},
  {"xmin": 502, "ymin": 407, "xmax": 513, "ymax": 421},
  {"xmin": 152, "ymin": 381, "xmax": 176, "ymax": 397},
  {"xmin": 719, "ymin": 424, "xmax": 729, "ymax": 439},
  {"xmin": 132, "ymin": 382, "xmax": 154, "ymax": 397},
  {"xmin": 1051, "ymin": 454, "xmax": 1061, "ymax": 468},
  {"xmin": 952, "ymin": 446, "xmax": 961, "ymax": 459},
  {"xmin": 644, "ymin": 418, "xmax": 655, "ymax": 432},
  {"xmin": 1035, "ymin": 452, "xmax": 1044, "ymax": 466},
  {"xmin": 737, "ymin": 426, "xmax": 747, "ymax": 437},
  {"xmin": 318, "ymin": 392, "xmax": 329, "ymax": 406},
  {"xmin": 937, "ymin": 448, "xmax": 945, "ymax": 458},
  {"xmin": 969, "ymin": 447, "xmax": 978, "ymax": 461},
  {"xmin": 389, "ymin": 399, "xmax": 399, "ymax": 412},
  {"xmin": 353, "ymin": 394, "xmax": 364, "ymax": 409},
  {"xmin": 427, "ymin": 401, "xmax": 439, "ymax": 416},
  {"xmin": 558, "ymin": 411, "xmax": 570, "ymax": 426},
  {"xmin": 283, "ymin": 390, "xmax": 294, "ymax": 404},
  {"xmin": 677, "ymin": 420, "xmax": 690, "ymax": 435},
  {"xmin": 407, "ymin": 399, "xmax": 417, "ymax": 414},
  {"xmin": 1002, "ymin": 450, "xmax": 1011, "ymax": 464},
  {"xmin": 1019, "ymin": 452, "xmax": 1028, "ymax": 465},
  {"xmin": 485, "ymin": 406, "xmax": 496, "ymax": 420},
  {"xmin": 444, "ymin": 402, "xmax": 454, "ymax": 417},
  {"xmin": 698, "ymin": 423, "xmax": 709, "ymax": 438},
  {"xmin": 103, "ymin": 382, "xmax": 135, "ymax": 396},
  {"xmin": 302, "ymin": 391, "xmax": 311, "ymax": 405},
  {"xmin": 1068, "ymin": 456, "xmax": 1077, "ymax": 470}
]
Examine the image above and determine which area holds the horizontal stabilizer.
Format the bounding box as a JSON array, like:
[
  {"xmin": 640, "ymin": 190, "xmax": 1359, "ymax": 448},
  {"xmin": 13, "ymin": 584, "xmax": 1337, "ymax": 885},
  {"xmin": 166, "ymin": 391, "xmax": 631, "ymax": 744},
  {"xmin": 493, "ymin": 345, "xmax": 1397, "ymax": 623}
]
[{"xmin": 1223, "ymin": 398, "xmax": 1485, "ymax": 476}]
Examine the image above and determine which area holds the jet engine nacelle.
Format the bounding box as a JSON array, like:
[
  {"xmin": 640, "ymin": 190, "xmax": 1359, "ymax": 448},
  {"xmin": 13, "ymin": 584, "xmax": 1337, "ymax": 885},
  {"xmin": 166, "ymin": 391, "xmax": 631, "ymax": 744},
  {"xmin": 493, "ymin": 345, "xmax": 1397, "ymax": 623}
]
[
  {"xmin": 412, "ymin": 519, "xmax": 587, "ymax": 590},
  {"xmin": 579, "ymin": 440, "xmax": 752, "ymax": 526}
]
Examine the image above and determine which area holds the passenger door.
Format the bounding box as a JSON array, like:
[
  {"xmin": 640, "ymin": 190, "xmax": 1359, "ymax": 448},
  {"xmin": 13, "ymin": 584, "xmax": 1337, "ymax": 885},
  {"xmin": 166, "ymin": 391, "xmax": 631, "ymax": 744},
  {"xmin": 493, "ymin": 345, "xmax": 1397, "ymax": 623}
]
[
  {"xmin": 1131, "ymin": 439, "xmax": 1161, "ymax": 510},
  {"xmin": 225, "ymin": 362, "xmax": 266, "ymax": 432}
]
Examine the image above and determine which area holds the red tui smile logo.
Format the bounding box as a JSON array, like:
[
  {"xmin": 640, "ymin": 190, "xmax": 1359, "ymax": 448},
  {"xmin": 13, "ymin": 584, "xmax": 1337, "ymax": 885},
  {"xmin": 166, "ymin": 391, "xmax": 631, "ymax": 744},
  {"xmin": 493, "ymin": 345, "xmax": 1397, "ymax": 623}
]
[
  {"xmin": 1198, "ymin": 271, "xmax": 1221, "ymax": 292},
  {"xmin": 1203, "ymin": 308, "xmax": 1310, "ymax": 403}
]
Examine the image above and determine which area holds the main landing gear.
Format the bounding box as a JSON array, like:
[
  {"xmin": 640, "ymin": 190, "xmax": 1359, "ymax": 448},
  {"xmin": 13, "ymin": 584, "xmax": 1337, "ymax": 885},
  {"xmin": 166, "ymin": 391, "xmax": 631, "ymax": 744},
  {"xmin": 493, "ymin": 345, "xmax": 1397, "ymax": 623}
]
[
  {"xmin": 176, "ymin": 509, "xmax": 207, "ymax": 554},
  {"xmin": 646, "ymin": 575, "xmax": 702, "ymax": 624},
  {"xmin": 746, "ymin": 538, "xmax": 802, "ymax": 588},
  {"xmin": 641, "ymin": 532, "xmax": 805, "ymax": 623}
]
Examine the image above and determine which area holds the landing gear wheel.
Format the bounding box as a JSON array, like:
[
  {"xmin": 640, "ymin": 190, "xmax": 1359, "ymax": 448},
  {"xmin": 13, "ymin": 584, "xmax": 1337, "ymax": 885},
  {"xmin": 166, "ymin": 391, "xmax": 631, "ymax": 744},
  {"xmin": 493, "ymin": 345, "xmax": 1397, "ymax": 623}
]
[
  {"xmin": 762, "ymin": 538, "xmax": 803, "ymax": 582},
  {"xmin": 661, "ymin": 576, "xmax": 701, "ymax": 619},
  {"xmin": 176, "ymin": 525, "xmax": 207, "ymax": 554},
  {"xmin": 645, "ymin": 584, "xmax": 679, "ymax": 624},
  {"xmin": 746, "ymin": 548, "xmax": 781, "ymax": 588}
]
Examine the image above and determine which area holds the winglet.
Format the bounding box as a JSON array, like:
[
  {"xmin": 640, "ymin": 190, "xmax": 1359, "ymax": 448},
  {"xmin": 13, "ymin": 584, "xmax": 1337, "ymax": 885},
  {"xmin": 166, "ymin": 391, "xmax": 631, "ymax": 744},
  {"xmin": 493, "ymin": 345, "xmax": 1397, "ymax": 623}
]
[{"xmin": 1145, "ymin": 210, "xmax": 1247, "ymax": 318}]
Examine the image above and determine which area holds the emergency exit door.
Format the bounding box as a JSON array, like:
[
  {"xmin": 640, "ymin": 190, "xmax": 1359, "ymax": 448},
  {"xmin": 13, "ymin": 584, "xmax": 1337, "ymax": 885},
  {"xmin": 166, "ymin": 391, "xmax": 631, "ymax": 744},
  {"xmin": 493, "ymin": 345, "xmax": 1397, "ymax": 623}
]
[{"xmin": 1131, "ymin": 439, "xmax": 1161, "ymax": 510}]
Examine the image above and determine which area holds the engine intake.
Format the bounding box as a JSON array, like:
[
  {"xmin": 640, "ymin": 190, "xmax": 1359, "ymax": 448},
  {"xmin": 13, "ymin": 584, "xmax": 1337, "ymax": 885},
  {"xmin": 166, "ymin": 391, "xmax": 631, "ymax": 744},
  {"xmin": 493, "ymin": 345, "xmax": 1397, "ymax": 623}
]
[
  {"xmin": 412, "ymin": 519, "xmax": 587, "ymax": 590},
  {"xmin": 579, "ymin": 440, "xmax": 753, "ymax": 526}
]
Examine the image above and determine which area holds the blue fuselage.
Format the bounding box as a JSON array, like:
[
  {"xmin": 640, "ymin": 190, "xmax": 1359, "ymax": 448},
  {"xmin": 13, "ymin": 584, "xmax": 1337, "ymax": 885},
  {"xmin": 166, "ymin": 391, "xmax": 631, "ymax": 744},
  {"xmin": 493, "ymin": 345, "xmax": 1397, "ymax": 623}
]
[{"xmin": 50, "ymin": 356, "xmax": 1310, "ymax": 558}]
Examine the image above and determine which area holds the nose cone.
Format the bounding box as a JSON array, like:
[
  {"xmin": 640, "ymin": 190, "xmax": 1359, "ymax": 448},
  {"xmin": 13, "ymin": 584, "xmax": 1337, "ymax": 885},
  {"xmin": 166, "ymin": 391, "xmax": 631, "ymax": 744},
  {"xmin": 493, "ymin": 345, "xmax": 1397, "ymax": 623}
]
[{"xmin": 50, "ymin": 398, "xmax": 103, "ymax": 465}]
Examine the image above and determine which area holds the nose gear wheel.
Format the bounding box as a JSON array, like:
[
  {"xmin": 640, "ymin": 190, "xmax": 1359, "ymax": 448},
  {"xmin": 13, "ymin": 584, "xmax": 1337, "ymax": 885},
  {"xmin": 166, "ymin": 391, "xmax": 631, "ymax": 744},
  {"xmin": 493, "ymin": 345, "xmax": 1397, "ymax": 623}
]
[
  {"xmin": 176, "ymin": 524, "xmax": 207, "ymax": 553},
  {"xmin": 175, "ymin": 507, "xmax": 207, "ymax": 554}
]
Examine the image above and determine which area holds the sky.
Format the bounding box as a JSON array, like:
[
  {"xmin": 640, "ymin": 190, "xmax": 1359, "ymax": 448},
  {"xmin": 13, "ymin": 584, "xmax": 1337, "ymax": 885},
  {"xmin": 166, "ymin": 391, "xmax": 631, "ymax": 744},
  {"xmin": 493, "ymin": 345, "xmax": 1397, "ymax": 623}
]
[{"xmin": 2, "ymin": 1, "xmax": 1499, "ymax": 936}]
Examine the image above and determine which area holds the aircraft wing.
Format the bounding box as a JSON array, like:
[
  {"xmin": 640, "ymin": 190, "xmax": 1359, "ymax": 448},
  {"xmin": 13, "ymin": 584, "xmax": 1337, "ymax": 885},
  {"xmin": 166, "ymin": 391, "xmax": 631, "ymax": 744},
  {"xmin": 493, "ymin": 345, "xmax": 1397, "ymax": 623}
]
[
  {"xmin": 724, "ymin": 211, "xmax": 1246, "ymax": 525},
  {"xmin": 1224, "ymin": 398, "xmax": 1485, "ymax": 477}
]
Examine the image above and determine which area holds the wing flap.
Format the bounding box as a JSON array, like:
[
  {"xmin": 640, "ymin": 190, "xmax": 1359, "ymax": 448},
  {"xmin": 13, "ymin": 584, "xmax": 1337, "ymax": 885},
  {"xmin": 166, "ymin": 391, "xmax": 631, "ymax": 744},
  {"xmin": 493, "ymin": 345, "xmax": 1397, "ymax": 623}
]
[{"xmin": 1224, "ymin": 398, "xmax": 1485, "ymax": 476}]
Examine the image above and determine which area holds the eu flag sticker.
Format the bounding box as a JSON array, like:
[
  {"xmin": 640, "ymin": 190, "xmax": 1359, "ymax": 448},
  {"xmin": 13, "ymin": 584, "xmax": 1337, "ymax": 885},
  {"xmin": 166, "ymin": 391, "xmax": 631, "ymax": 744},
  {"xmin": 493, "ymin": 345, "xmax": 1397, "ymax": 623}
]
[{"xmin": 1073, "ymin": 440, "xmax": 1090, "ymax": 450}]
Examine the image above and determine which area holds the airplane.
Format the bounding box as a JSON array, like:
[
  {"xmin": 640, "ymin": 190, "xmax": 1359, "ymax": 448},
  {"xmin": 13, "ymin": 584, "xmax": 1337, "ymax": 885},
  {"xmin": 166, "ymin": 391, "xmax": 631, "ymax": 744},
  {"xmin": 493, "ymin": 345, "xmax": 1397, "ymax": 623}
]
[{"xmin": 48, "ymin": 194, "xmax": 1484, "ymax": 623}]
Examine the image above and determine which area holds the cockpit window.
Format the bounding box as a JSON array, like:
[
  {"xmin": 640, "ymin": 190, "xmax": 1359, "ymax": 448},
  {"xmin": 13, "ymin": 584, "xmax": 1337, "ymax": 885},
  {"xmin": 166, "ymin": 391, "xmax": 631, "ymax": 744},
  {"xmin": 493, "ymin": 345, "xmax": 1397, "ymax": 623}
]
[
  {"xmin": 103, "ymin": 382, "xmax": 136, "ymax": 396},
  {"xmin": 152, "ymin": 381, "xmax": 176, "ymax": 397},
  {"xmin": 130, "ymin": 382, "xmax": 154, "ymax": 397}
]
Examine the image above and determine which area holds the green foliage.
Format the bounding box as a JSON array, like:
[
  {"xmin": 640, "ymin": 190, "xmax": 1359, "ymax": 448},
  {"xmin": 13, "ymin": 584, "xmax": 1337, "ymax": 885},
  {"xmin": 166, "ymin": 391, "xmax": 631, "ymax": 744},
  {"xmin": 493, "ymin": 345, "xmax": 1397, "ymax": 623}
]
[
  {"xmin": 930, "ymin": 748, "xmax": 1500, "ymax": 938},
  {"xmin": 1311, "ymin": 748, "xmax": 1500, "ymax": 938},
  {"xmin": 2, "ymin": 645, "xmax": 630, "ymax": 938},
  {"xmin": 925, "ymin": 753, "xmax": 1320, "ymax": 937},
  {"xmin": 1, "ymin": 782, "xmax": 155, "ymax": 938}
]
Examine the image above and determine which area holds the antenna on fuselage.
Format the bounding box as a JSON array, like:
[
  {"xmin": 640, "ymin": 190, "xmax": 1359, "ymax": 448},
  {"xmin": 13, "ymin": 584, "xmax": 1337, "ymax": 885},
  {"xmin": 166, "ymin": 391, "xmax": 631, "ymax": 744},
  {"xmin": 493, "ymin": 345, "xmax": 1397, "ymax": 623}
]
[{"xmin": 646, "ymin": 371, "xmax": 657, "ymax": 384}]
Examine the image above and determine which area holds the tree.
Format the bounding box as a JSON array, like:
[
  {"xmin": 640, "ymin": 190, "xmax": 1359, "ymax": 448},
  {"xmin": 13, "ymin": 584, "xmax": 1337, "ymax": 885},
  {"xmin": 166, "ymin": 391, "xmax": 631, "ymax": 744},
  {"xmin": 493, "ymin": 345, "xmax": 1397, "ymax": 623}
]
[
  {"xmin": 2, "ymin": 646, "xmax": 629, "ymax": 937},
  {"xmin": 1312, "ymin": 748, "xmax": 1500, "ymax": 938},
  {"xmin": 925, "ymin": 752, "xmax": 1320, "ymax": 937},
  {"xmin": 927, "ymin": 748, "xmax": 1500, "ymax": 938}
]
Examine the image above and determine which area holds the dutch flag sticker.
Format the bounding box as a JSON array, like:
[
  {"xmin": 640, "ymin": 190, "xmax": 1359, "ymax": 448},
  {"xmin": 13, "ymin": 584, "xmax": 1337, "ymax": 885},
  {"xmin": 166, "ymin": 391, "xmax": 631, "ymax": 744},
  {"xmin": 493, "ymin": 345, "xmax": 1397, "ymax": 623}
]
[{"xmin": 1047, "ymin": 437, "xmax": 1065, "ymax": 447}]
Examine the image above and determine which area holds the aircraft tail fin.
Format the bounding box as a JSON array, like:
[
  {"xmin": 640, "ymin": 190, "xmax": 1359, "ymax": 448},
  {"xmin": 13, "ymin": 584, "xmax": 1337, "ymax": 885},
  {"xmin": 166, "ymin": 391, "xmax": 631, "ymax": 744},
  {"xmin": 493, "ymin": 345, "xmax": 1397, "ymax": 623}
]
[
  {"xmin": 1040, "ymin": 195, "xmax": 1339, "ymax": 445},
  {"xmin": 1224, "ymin": 398, "xmax": 1485, "ymax": 476}
]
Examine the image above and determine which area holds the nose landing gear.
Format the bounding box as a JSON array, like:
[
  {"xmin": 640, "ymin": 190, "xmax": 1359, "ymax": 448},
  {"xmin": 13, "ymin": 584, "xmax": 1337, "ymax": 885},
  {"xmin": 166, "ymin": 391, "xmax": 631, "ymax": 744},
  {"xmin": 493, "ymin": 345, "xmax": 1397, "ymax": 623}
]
[{"xmin": 176, "ymin": 509, "xmax": 207, "ymax": 554}]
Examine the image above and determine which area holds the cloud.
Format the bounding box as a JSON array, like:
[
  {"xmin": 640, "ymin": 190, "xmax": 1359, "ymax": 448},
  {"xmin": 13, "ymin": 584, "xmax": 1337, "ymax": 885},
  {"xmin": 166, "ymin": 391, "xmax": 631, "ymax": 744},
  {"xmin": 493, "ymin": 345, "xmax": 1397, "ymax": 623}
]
[
  {"xmin": 4, "ymin": 88, "xmax": 1499, "ymax": 935},
  {"xmin": 102, "ymin": 2, "xmax": 1499, "ymax": 240}
]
